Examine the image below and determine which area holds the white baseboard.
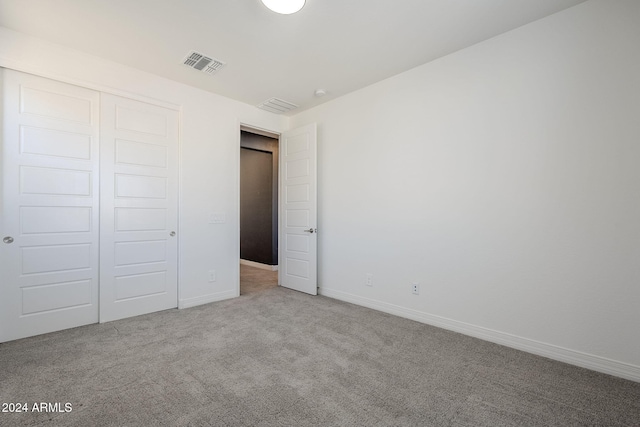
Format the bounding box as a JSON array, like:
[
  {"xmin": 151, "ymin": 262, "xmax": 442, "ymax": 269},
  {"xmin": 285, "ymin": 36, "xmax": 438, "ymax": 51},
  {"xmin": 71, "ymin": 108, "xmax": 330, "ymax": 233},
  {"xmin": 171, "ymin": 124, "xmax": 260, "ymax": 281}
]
[
  {"xmin": 240, "ymin": 259, "xmax": 278, "ymax": 271},
  {"xmin": 178, "ymin": 289, "xmax": 237, "ymax": 309},
  {"xmin": 319, "ymin": 287, "xmax": 640, "ymax": 383}
]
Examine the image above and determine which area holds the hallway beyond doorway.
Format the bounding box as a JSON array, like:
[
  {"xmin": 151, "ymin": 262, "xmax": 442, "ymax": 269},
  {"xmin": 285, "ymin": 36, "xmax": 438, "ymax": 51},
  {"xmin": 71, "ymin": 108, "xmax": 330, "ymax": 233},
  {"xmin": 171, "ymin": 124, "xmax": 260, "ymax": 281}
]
[{"xmin": 240, "ymin": 264, "xmax": 277, "ymax": 295}]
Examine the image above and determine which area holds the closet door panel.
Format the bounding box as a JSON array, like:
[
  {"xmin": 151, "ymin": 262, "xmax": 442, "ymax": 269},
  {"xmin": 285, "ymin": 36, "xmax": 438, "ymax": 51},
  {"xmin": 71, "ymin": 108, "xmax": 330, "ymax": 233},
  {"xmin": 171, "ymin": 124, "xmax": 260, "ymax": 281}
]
[
  {"xmin": 0, "ymin": 69, "xmax": 100, "ymax": 342},
  {"xmin": 99, "ymin": 94, "xmax": 179, "ymax": 322}
]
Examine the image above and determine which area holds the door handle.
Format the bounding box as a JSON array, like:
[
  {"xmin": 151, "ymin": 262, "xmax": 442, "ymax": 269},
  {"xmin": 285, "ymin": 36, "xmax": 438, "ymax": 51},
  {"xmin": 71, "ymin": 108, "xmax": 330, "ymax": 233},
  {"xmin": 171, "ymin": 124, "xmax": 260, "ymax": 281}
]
[
  {"xmin": 3, "ymin": 236, "xmax": 14, "ymax": 244},
  {"xmin": 303, "ymin": 228, "xmax": 316, "ymax": 234},
  {"xmin": 170, "ymin": 231, "xmax": 176, "ymax": 237}
]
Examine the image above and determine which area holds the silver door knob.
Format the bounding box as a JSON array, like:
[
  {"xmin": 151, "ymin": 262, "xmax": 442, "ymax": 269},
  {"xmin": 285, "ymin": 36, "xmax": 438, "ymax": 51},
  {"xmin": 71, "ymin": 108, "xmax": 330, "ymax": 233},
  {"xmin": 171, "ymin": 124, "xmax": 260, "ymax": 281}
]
[
  {"xmin": 170, "ymin": 231, "xmax": 176, "ymax": 237},
  {"xmin": 303, "ymin": 228, "xmax": 315, "ymax": 234},
  {"xmin": 3, "ymin": 236, "xmax": 14, "ymax": 244}
]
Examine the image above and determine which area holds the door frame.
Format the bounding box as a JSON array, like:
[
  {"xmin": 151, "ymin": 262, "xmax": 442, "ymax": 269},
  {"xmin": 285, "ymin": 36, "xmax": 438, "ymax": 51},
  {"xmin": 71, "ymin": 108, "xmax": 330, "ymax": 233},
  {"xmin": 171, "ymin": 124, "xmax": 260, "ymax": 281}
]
[{"xmin": 237, "ymin": 123, "xmax": 282, "ymax": 294}]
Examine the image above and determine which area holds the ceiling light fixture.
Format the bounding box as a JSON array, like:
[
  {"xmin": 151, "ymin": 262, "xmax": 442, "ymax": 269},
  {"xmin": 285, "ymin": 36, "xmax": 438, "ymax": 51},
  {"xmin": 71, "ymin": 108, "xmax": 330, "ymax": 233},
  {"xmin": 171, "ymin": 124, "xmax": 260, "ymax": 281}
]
[{"xmin": 261, "ymin": 0, "xmax": 306, "ymax": 15}]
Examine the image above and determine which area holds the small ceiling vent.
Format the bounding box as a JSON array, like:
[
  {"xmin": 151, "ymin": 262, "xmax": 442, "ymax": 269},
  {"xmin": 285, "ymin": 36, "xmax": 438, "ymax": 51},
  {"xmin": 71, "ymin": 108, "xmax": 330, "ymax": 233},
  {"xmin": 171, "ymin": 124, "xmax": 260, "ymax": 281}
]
[
  {"xmin": 257, "ymin": 98, "xmax": 298, "ymax": 114},
  {"xmin": 182, "ymin": 50, "xmax": 225, "ymax": 75}
]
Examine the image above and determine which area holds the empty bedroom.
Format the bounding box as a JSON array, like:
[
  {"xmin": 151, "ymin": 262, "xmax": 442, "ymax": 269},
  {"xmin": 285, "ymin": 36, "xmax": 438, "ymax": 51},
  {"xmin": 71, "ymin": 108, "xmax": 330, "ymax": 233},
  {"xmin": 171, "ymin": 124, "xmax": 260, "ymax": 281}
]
[{"xmin": 1, "ymin": 0, "xmax": 639, "ymax": 425}]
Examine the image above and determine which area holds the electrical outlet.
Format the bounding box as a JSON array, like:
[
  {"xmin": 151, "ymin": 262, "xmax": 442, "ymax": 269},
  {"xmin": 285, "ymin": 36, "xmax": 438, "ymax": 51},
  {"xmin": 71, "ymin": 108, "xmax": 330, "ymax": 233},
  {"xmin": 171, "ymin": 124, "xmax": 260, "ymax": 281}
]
[
  {"xmin": 208, "ymin": 270, "xmax": 216, "ymax": 282},
  {"xmin": 412, "ymin": 282, "xmax": 420, "ymax": 295},
  {"xmin": 365, "ymin": 273, "xmax": 373, "ymax": 287}
]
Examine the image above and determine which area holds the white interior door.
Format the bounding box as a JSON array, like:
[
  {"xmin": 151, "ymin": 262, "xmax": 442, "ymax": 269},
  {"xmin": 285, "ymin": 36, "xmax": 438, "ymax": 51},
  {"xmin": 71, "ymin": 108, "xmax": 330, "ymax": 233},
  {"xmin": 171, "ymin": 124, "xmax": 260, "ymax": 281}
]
[
  {"xmin": 0, "ymin": 69, "xmax": 100, "ymax": 342},
  {"xmin": 99, "ymin": 94, "xmax": 179, "ymax": 322},
  {"xmin": 279, "ymin": 123, "xmax": 317, "ymax": 295}
]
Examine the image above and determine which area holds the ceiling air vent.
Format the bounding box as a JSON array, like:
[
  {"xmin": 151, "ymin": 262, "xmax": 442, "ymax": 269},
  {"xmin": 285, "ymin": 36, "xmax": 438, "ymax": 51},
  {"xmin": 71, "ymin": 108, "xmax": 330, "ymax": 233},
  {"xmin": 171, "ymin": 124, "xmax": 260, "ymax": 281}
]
[
  {"xmin": 257, "ymin": 98, "xmax": 298, "ymax": 114},
  {"xmin": 182, "ymin": 50, "xmax": 226, "ymax": 75}
]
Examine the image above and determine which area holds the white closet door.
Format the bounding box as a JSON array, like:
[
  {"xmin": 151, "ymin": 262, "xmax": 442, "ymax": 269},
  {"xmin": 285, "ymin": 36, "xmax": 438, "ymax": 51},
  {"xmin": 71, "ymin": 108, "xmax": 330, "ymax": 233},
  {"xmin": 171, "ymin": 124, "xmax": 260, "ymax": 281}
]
[
  {"xmin": 99, "ymin": 94, "xmax": 179, "ymax": 322},
  {"xmin": 0, "ymin": 69, "xmax": 100, "ymax": 342}
]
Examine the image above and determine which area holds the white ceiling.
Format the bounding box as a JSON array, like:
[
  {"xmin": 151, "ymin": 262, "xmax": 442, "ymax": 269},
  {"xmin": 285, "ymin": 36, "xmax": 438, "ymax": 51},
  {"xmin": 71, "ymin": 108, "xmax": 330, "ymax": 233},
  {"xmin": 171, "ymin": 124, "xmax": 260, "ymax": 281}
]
[{"xmin": 0, "ymin": 0, "xmax": 586, "ymax": 115}]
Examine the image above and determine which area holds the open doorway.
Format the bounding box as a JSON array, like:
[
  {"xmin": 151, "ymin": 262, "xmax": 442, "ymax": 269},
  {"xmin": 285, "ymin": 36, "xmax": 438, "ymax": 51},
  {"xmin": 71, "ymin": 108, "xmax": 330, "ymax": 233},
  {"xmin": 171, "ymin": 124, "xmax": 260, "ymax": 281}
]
[
  {"xmin": 238, "ymin": 123, "xmax": 318, "ymax": 297},
  {"xmin": 240, "ymin": 127, "xmax": 279, "ymax": 295}
]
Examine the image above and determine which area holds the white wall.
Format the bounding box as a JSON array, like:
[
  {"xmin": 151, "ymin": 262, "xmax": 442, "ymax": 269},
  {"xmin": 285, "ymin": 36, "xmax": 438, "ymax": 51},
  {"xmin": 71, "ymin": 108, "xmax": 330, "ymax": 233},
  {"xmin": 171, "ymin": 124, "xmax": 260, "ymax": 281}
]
[
  {"xmin": 0, "ymin": 26, "xmax": 288, "ymax": 308},
  {"xmin": 290, "ymin": 0, "xmax": 640, "ymax": 381}
]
